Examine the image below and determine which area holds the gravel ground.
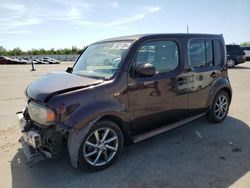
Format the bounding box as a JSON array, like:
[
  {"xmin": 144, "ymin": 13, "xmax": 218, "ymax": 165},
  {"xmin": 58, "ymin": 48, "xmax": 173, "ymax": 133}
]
[{"xmin": 0, "ymin": 62, "xmax": 249, "ymax": 188}]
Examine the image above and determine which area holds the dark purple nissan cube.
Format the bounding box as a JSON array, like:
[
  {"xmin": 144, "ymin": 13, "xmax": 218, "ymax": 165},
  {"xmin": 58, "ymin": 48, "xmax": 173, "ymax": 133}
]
[{"xmin": 17, "ymin": 33, "xmax": 232, "ymax": 171}]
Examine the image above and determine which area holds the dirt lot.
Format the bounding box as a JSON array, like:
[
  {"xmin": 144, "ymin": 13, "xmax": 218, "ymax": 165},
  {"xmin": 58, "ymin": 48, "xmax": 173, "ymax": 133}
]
[{"xmin": 0, "ymin": 62, "xmax": 250, "ymax": 188}]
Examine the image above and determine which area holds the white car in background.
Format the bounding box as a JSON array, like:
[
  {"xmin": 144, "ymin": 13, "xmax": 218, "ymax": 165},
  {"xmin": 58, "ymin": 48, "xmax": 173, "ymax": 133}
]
[
  {"xmin": 43, "ymin": 57, "xmax": 60, "ymax": 64},
  {"xmin": 241, "ymin": 46, "xmax": 250, "ymax": 61}
]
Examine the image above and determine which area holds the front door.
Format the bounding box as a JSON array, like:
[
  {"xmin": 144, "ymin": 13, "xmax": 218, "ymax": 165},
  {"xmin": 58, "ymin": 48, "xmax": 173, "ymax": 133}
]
[{"xmin": 127, "ymin": 39, "xmax": 189, "ymax": 135}]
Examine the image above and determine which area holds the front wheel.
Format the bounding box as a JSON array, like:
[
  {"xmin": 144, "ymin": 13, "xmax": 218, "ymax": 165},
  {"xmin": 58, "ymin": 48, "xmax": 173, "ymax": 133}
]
[
  {"xmin": 207, "ymin": 91, "xmax": 230, "ymax": 123},
  {"xmin": 78, "ymin": 120, "xmax": 123, "ymax": 171}
]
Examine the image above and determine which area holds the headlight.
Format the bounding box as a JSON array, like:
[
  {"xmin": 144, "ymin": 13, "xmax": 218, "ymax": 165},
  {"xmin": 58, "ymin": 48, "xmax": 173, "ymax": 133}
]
[{"xmin": 28, "ymin": 102, "xmax": 55, "ymax": 125}]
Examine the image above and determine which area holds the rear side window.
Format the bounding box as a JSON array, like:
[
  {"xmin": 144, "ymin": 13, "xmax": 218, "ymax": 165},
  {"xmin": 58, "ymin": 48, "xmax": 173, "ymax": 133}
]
[
  {"xmin": 135, "ymin": 40, "xmax": 179, "ymax": 74},
  {"xmin": 188, "ymin": 39, "xmax": 213, "ymax": 67}
]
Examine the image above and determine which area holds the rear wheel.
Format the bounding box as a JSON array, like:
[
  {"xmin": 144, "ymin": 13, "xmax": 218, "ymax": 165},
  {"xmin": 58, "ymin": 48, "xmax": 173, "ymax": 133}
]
[
  {"xmin": 227, "ymin": 59, "xmax": 235, "ymax": 68},
  {"xmin": 78, "ymin": 120, "xmax": 123, "ymax": 171},
  {"xmin": 207, "ymin": 91, "xmax": 229, "ymax": 123}
]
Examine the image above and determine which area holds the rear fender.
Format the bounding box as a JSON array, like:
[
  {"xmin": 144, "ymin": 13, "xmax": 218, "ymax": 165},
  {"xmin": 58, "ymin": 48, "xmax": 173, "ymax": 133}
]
[{"xmin": 208, "ymin": 78, "xmax": 232, "ymax": 108}]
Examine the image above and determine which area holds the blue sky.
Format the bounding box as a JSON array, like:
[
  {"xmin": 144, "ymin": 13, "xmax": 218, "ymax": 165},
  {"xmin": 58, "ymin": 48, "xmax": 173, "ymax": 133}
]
[{"xmin": 0, "ymin": 0, "xmax": 249, "ymax": 50}]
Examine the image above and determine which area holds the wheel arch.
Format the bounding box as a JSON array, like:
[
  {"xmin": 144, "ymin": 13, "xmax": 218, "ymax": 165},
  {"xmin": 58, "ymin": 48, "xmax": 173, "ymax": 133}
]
[
  {"xmin": 221, "ymin": 87, "xmax": 232, "ymax": 103},
  {"xmin": 98, "ymin": 115, "xmax": 133, "ymax": 145},
  {"xmin": 67, "ymin": 114, "xmax": 132, "ymax": 168},
  {"xmin": 209, "ymin": 78, "xmax": 232, "ymax": 107}
]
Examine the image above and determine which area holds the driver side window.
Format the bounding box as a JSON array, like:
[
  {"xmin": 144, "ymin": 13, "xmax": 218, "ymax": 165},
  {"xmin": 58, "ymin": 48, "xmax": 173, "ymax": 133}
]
[{"xmin": 135, "ymin": 40, "xmax": 179, "ymax": 74}]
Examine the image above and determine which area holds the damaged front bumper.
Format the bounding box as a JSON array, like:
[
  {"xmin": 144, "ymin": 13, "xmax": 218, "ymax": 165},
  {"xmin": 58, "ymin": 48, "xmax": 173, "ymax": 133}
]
[
  {"xmin": 17, "ymin": 111, "xmax": 46, "ymax": 166},
  {"xmin": 17, "ymin": 110, "xmax": 61, "ymax": 166}
]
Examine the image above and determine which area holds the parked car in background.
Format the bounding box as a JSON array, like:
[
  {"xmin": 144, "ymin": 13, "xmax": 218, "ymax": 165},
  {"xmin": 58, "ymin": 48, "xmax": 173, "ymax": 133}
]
[
  {"xmin": 17, "ymin": 34, "xmax": 232, "ymax": 171},
  {"xmin": 19, "ymin": 58, "xmax": 30, "ymax": 64},
  {"xmin": 0, "ymin": 56, "xmax": 14, "ymax": 64},
  {"xmin": 31, "ymin": 59, "xmax": 40, "ymax": 64},
  {"xmin": 241, "ymin": 46, "xmax": 250, "ymax": 61},
  {"xmin": 35, "ymin": 59, "xmax": 47, "ymax": 64},
  {"xmin": 21, "ymin": 58, "xmax": 32, "ymax": 64},
  {"xmin": 43, "ymin": 57, "xmax": 61, "ymax": 64},
  {"xmin": 226, "ymin": 45, "xmax": 246, "ymax": 68},
  {"xmin": 0, "ymin": 56, "xmax": 61, "ymax": 65}
]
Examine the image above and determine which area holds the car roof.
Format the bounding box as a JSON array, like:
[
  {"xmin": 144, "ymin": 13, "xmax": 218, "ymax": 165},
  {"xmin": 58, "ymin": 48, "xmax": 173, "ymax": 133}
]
[{"xmin": 94, "ymin": 33, "xmax": 223, "ymax": 43}]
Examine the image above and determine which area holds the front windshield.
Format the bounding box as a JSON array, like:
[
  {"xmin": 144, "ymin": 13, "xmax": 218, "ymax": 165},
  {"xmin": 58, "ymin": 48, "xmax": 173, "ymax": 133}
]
[{"xmin": 72, "ymin": 41, "xmax": 132, "ymax": 80}]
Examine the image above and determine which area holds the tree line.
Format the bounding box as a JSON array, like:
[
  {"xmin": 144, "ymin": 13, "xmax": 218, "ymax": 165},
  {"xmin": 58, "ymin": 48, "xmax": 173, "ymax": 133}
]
[
  {"xmin": 240, "ymin": 41, "xmax": 250, "ymax": 47},
  {"xmin": 1, "ymin": 41, "xmax": 250, "ymax": 56},
  {"xmin": 0, "ymin": 46, "xmax": 84, "ymax": 56}
]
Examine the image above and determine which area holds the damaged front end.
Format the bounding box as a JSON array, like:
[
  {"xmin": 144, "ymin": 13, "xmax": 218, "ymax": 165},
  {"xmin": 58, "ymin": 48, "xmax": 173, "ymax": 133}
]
[{"xmin": 17, "ymin": 107, "xmax": 66, "ymax": 166}]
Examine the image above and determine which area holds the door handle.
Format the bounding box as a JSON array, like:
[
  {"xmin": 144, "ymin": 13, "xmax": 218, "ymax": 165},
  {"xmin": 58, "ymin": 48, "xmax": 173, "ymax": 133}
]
[
  {"xmin": 177, "ymin": 77, "xmax": 186, "ymax": 85},
  {"xmin": 210, "ymin": 72, "xmax": 216, "ymax": 78}
]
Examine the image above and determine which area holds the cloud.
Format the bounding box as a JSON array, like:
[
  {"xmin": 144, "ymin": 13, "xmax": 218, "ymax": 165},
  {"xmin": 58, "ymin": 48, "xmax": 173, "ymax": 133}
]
[
  {"xmin": 70, "ymin": 6, "xmax": 161, "ymax": 28},
  {"xmin": 0, "ymin": 17, "xmax": 41, "ymax": 34},
  {"xmin": 0, "ymin": 3, "xmax": 26, "ymax": 16},
  {"xmin": 0, "ymin": 30, "xmax": 30, "ymax": 34},
  {"xmin": 110, "ymin": 2, "xmax": 119, "ymax": 8},
  {"xmin": 0, "ymin": 3, "xmax": 41, "ymax": 34},
  {"xmin": 68, "ymin": 7, "xmax": 82, "ymax": 20},
  {"xmin": 0, "ymin": 2, "xmax": 161, "ymax": 35},
  {"xmin": 9, "ymin": 18, "xmax": 42, "ymax": 27}
]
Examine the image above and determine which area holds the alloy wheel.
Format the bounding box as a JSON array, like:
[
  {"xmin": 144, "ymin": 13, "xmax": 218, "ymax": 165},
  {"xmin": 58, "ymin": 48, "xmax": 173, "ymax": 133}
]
[
  {"xmin": 227, "ymin": 59, "xmax": 235, "ymax": 68},
  {"xmin": 83, "ymin": 127, "xmax": 118, "ymax": 167},
  {"xmin": 215, "ymin": 95, "xmax": 228, "ymax": 119}
]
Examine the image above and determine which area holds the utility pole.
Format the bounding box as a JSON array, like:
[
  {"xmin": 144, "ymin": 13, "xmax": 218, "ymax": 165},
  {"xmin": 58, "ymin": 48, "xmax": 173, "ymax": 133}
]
[{"xmin": 187, "ymin": 25, "xmax": 189, "ymax": 34}]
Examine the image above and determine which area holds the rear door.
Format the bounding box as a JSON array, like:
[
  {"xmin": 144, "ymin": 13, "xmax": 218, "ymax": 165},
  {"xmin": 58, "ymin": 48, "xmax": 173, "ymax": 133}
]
[
  {"xmin": 127, "ymin": 39, "xmax": 189, "ymax": 135},
  {"xmin": 187, "ymin": 38, "xmax": 223, "ymax": 115}
]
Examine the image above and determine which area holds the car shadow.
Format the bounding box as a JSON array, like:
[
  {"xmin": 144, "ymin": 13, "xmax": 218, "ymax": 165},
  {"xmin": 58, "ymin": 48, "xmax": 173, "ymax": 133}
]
[
  {"xmin": 11, "ymin": 116, "xmax": 250, "ymax": 188},
  {"xmin": 232, "ymin": 66, "xmax": 250, "ymax": 69}
]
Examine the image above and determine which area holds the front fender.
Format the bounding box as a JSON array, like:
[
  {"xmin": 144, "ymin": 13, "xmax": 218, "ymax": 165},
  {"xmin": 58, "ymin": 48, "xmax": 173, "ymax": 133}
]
[{"xmin": 65, "ymin": 100, "xmax": 129, "ymax": 129}]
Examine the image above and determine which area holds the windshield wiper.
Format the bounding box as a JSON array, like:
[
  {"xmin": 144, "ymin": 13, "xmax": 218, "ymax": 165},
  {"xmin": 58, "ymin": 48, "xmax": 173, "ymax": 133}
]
[{"xmin": 76, "ymin": 74, "xmax": 106, "ymax": 80}]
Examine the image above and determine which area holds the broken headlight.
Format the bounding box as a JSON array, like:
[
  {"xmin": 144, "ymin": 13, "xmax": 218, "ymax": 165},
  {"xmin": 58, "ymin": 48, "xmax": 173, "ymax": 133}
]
[{"xmin": 28, "ymin": 102, "xmax": 55, "ymax": 125}]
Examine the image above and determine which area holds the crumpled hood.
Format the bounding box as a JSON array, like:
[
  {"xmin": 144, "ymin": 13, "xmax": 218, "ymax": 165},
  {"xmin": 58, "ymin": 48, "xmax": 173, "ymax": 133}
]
[{"xmin": 26, "ymin": 72, "xmax": 102, "ymax": 102}]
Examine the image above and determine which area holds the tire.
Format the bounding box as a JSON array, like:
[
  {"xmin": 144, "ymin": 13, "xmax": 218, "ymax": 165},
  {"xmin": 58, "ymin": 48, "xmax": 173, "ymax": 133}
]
[
  {"xmin": 227, "ymin": 59, "xmax": 235, "ymax": 68},
  {"xmin": 207, "ymin": 91, "xmax": 230, "ymax": 123},
  {"xmin": 78, "ymin": 120, "xmax": 123, "ymax": 171}
]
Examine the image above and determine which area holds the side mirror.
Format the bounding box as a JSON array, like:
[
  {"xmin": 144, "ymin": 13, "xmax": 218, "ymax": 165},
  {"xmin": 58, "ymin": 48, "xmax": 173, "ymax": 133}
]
[
  {"xmin": 66, "ymin": 67, "xmax": 73, "ymax": 73},
  {"xmin": 135, "ymin": 63, "xmax": 156, "ymax": 77}
]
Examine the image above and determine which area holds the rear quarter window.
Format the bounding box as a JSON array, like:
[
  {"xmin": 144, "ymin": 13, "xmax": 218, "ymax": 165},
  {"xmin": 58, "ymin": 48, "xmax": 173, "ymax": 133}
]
[
  {"xmin": 213, "ymin": 40, "xmax": 222, "ymax": 66},
  {"xmin": 188, "ymin": 39, "xmax": 213, "ymax": 67}
]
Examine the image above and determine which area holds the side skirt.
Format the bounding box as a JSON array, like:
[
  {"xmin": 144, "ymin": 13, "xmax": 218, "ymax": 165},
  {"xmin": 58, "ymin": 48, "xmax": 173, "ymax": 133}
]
[{"xmin": 132, "ymin": 113, "xmax": 206, "ymax": 143}]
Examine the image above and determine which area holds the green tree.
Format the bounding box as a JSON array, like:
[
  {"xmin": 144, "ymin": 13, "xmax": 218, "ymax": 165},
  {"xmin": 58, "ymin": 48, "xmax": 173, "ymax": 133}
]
[
  {"xmin": 9, "ymin": 47, "xmax": 22, "ymax": 56},
  {"xmin": 0, "ymin": 46, "xmax": 7, "ymax": 55},
  {"xmin": 0, "ymin": 46, "xmax": 84, "ymax": 56},
  {"xmin": 240, "ymin": 41, "xmax": 250, "ymax": 46}
]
